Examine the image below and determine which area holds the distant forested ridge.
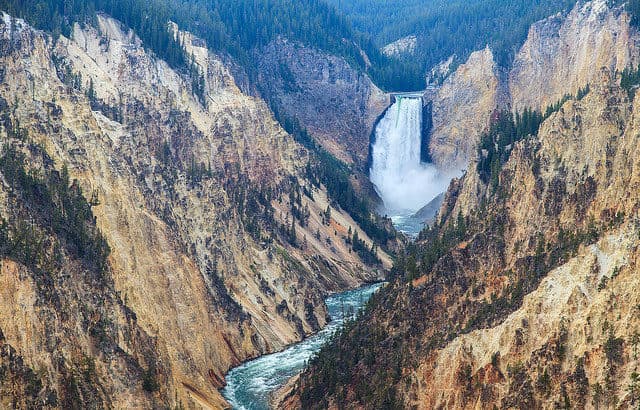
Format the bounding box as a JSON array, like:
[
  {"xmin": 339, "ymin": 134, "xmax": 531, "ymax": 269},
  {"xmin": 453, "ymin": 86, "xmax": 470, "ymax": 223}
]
[
  {"xmin": 5, "ymin": 0, "xmax": 640, "ymax": 91},
  {"xmin": 326, "ymin": 0, "xmax": 578, "ymax": 77},
  {"xmin": 0, "ymin": 0, "xmax": 422, "ymax": 91}
]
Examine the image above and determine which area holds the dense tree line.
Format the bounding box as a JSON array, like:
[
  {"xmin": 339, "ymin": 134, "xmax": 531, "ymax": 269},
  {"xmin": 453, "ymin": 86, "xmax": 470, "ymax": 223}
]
[
  {"xmin": 628, "ymin": 0, "xmax": 640, "ymax": 27},
  {"xmin": 0, "ymin": 0, "xmax": 421, "ymax": 91},
  {"xmin": 350, "ymin": 230, "xmax": 381, "ymax": 266},
  {"xmin": 3, "ymin": 0, "xmax": 638, "ymax": 92},
  {"xmin": 327, "ymin": 0, "xmax": 578, "ymax": 78}
]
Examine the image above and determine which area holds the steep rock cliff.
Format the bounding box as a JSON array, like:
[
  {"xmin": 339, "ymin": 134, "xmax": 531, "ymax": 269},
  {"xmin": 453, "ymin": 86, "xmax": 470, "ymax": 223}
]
[
  {"xmin": 256, "ymin": 38, "xmax": 389, "ymax": 166},
  {"xmin": 382, "ymin": 35, "xmax": 417, "ymax": 58},
  {"xmin": 428, "ymin": 0, "xmax": 640, "ymax": 172},
  {"xmin": 429, "ymin": 47, "xmax": 505, "ymax": 171},
  {"xmin": 510, "ymin": 0, "xmax": 640, "ymax": 112},
  {"xmin": 0, "ymin": 14, "xmax": 389, "ymax": 408}
]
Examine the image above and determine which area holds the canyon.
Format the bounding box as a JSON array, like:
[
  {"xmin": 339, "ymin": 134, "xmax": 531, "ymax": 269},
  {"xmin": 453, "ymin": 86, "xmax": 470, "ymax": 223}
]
[
  {"xmin": 3, "ymin": 0, "xmax": 640, "ymax": 408},
  {"xmin": 289, "ymin": 1, "xmax": 640, "ymax": 408},
  {"xmin": 0, "ymin": 13, "xmax": 391, "ymax": 409}
]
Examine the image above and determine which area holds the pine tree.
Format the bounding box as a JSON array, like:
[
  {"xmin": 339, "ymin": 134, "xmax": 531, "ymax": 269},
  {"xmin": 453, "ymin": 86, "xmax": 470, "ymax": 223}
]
[
  {"xmin": 289, "ymin": 218, "xmax": 297, "ymax": 246},
  {"xmin": 86, "ymin": 77, "xmax": 96, "ymax": 102}
]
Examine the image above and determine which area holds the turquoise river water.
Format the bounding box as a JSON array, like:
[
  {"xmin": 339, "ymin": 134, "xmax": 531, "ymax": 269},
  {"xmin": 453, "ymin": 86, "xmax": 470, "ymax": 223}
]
[{"xmin": 221, "ymin": 282, "xmax": 383, "ymax": 409}]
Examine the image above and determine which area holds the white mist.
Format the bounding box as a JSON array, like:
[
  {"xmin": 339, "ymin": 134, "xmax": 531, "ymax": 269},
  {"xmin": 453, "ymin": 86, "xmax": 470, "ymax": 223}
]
[{"xmin": 370, "ymin": 97, "xmax": 449, "ymax": 216}]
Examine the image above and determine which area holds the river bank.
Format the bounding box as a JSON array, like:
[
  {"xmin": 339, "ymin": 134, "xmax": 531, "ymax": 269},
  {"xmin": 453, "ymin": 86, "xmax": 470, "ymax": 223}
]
[{"xmin": 221, "ymin": 283, "xmax": 384, "ymax": 409}]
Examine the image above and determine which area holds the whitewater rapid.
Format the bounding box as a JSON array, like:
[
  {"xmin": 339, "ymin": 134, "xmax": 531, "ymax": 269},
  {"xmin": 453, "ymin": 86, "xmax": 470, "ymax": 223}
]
[
  {"xmin": 221, "ymin": 283, "xmax": 383, "ymax": 409},
  {"xmin": 370, "ymin": 96, "xmax": 450, "ymax": 230}
]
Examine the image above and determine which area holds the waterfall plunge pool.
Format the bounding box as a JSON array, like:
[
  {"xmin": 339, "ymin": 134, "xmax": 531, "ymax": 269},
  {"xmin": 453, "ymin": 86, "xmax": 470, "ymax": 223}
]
[
  {"xmin": 370, "ymin": 95, "xmax": 454, "ymax": 237},
  {"xmin": 221, "ymin": 282, "xmax": 384, "ymax": 409}
]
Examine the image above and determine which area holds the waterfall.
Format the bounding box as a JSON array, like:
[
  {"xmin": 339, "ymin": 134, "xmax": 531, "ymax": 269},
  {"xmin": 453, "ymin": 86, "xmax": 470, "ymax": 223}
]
[{"xmin": 370, "ymin": 96, "xmax": 447, "ymax": 215}]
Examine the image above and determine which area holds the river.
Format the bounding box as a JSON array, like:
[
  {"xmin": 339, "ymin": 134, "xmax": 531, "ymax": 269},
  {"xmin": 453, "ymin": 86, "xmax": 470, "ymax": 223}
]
[{"xmin": 221, "ymin": 282, "xmax": 384, "ymax": 409}]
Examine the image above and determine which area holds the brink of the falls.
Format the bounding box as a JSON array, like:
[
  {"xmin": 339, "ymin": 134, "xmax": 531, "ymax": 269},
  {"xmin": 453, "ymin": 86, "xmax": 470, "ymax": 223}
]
[{"xmin": 370, "ymin": 96, "xmax": 449, "ymax": 220}]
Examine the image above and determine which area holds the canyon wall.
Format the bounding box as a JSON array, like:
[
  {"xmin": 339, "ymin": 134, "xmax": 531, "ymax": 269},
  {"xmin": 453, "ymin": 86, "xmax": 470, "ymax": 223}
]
[
  {"xmin": 0, "ymin": 14, "xmax": 389, "ymax": 408},
  {"xmin": 405, "ymin": 69, "xmax": 640, "ymax": 409},
  {"xmin": 256, "ymin": 38, "xmax": 389, "ymax": 166},
  {"xmin": 429, "ymin": 47, "xmax": 505, "ymax": 171},
  {"xmin": 429, "ymin": 0, "xmax": 640, "ymax": 172}
]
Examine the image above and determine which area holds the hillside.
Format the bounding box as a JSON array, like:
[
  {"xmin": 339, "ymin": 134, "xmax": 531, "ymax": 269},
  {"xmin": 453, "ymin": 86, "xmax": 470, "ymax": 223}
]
[
  {"xmin": 0, "ymin": 11, "xmax": 393, "ymax": 408},
  {"xmin": 0, "ymin": 0, "xmax": 424, "ymax": 92},
  {"xmin": 326, "ymin": 0, "xmax": 577, "ymax": 80},
  {"xmin": 287, "ymin": 1, "xmax": 640, "ymax": 408},
  {"xmin": 426, "ymin": 0, "xmax": 639, "ymax": 171}
]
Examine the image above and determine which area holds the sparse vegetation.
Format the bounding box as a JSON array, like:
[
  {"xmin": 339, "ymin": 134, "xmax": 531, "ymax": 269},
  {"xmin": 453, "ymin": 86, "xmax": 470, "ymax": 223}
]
[
  {"xmin": 142, "ymin": 364, "xmax": 159, "ymax": 393},
  {"xmin": 0, "ymin": 145, "xmax": 110, "ymax": 276},
  {"xmin": 477, "ymin": 89, "xmax": 589, "ymax": 191},
  {"xmin": 396, "ymin": 211, "xmax": 468, "ymax": 282},
  {"xmin": 605, "ymin": 333, "xmax": 625, "ymax": 365},
  {"xmin": 621, "ymin": 64, "xmax": 640, "ymax": 99},
  {"xmin": 350, "ymin": 230, "xmax": 380, "ymax": 265}
]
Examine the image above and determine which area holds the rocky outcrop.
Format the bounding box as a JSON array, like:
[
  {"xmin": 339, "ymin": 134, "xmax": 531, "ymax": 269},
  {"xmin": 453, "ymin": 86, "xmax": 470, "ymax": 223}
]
[
  {"xmin": 428, "ymin": 0, "xmax": 640, "ymax": 172},
  {"xmin": 382, "ymin": 35, "xmax": 417, "ymax": 58},
  {"xmin": 510, "ymin": 0, "xmax": 640, "ymax": 112},
  {"xmin": 429, "ymin": 47, "xmax": 505, "ymax": 171},
  {"xmin": 413, "ymin": 227, "xmax": 639, "ymax": 409},
  {"xmin": 256, "ymin": 37, "xmax": 389, "ymax": 166},
  {"xmin": 0, "ymin": 13, "xmax": 389, "ymax": 408},
  {"xmin": 426, "ymin": 55, "xmax": 455, "ymax": 86}
]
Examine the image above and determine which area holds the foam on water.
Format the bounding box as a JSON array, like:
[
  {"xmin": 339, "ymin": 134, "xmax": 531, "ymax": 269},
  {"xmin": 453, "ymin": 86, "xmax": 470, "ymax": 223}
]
[
  {"xmin": 390, "ymin": 213, "xmax": 426, "ymax": 238},
  {"xmin": 221, "ymin": 283, "xmax": 383, "ymax": 409},
  {"xmin": 370, "ymin": 96, "xmax": 455, "ymax": 235}
]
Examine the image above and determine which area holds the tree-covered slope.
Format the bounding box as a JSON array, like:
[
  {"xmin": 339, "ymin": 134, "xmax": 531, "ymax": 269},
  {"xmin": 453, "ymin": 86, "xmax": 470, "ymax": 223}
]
[
  {"xmin": 326, "ymin": 0, "xmax": 578, "ymax": 73},
  {"xmin": 0, "ymin": 0, "xmax": 422, "ymax": 90}
]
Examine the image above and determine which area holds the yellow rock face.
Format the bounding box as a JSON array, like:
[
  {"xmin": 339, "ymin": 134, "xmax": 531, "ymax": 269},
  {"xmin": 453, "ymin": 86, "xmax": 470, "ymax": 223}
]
[
  {"xmin": 0, "ymin": 14, "xmax": 388, "ymax": 409},
  {"xmin": 430, "ymin": 0, "xmax": 639, "ymax": 173},
  {"xmin": 405, "ymin": 70, "xmax": 640, "ymax": 408},
  {"xmin": 430, "ymin": 47, "xmax": 503, "ymax": 172},
  {"xmin": 510, "ymin": 0, "xmax": 639, "ymax": 113}
]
